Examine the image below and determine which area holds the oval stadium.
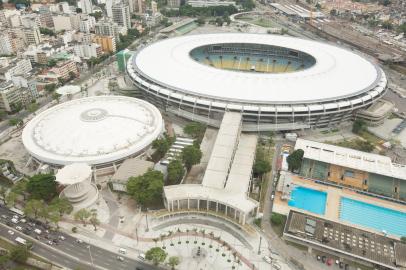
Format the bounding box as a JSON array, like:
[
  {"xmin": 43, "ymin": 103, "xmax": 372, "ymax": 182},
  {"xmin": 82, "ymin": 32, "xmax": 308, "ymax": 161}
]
[{"xmin": 127, "ymin": 33, "xmax": 388, "ymax": 131}]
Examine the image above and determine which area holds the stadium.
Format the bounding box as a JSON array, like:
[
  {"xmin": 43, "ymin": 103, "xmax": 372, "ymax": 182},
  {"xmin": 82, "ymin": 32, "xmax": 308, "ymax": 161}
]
[
  {"xmin": 22, "ymin": 96, "xmax": 163, "ymax": 170},
  {"xmin": 127, "ymin": 33, "xmax": 388, "ymax": 131}
]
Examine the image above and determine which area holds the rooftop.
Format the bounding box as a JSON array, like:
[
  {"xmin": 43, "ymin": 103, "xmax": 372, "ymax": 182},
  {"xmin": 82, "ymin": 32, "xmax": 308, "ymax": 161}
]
[
  {"xmin": 22, "ymin": 96, "xmax": 163, "ymax": 166},
  {"xmin": 133, "ymin": 33, "xmax": 382, "ymax": 104},
  {"xmin": 284, "ymin": 210, "xmax": 406, "ymax": 270},
  {"xmin": 295, "ymin": 138, "xmax": 406, "ymax": 180},
  {"xmin": 111, "ymin": 158, "xmax": 154, "ymax": 183}
]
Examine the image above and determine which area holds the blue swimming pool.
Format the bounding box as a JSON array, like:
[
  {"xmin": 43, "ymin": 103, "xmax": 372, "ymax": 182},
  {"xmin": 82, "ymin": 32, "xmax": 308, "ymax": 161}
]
[
  {"xmin": 288, "ymin": 186, "xmax": 327, "ymax": 215},
  {"xmin": 340, "ymin": 197, "xmax": 406, "ymax": 237}
]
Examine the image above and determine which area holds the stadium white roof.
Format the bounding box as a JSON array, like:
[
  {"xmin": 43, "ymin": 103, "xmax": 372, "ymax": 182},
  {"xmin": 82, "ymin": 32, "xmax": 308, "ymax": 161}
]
[
  {"xmin": 22, "ymin": 96, "xmax": 163, "ymax": 166},
  {"xmin": 134, "ymin": 33, "xmax": 381, "ymax": 104},
  {"xmin": 55, "ymin": 163, "xmax": 92, "ymax": 185},
  {"xmin": 295, "ymin": 139, "xmax": 406, "ymax": 180}
]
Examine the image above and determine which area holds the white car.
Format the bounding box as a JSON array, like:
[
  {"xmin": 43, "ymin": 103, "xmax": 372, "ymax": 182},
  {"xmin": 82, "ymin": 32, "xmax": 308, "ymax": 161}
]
[
  {"xmin": 76, "ymin": 239, "xmax": 83, "ymax": 244},
  {"xmin": 59, "ymin": 236, "xmax": 65, "ymax": 240},
  {"xmin": 138, "ymin": 253, "xmax": 146, "ymax": 261},
  {"xmin": 15, "ymin": 226, "xmax": 23, "ymax": 231},
  {"xmin": 117, "ymin": 256, "xmax": 124, "ymax": 262},
  {"xmin": 47, "ymin": 241, "xmax": 53, "ymax": 245},
  {"xmin": 7, "ymin": 230, "xmax": 14, "ymax": 235},
  {"xmin": 263, "ymin": 255, "xmax": 272, "ymax": 264}
]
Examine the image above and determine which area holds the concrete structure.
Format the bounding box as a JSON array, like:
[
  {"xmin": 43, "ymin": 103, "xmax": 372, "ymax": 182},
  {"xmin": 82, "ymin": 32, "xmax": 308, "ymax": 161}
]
[
  {"xmin": 23, "ymin": 27, "xmax": 41, "ymax": 45},
  {"xmin": 167, "ymin": 0, "xmax": 181, "ymax": 8},
  {"xmin": 0, "ymin": 34, "xmax": 14, "ymax": 55},
  {"xmin": 74, "ymin": 43, "xmax": 102, "ymax": 59},
  {"xmin": 355, "ymin": 99, "xmax": 394, "ymax": 126},
  {"xmin": 112, "ymin": 2, "xmax": 131, "ymax": 29},
  {"xmin": 53, "ymin": 15, "xmax": 73, "ymax": 32},
  {"xmin": 93, "ymin": 35, "xmax": 116, "ymax": 53},
  {"xmin": 284, "ymin": 210, "xmax": 406, "ymax": 270},
  {"xmin": 296, "ymin": 138, "xmax": 406, "ymax": 201},
  {"xmin": 127, "ymin": 33, "xmax": 387, "ymax": 131},
  {"xmin": 48, "ymin": 60, "xmax": 78, "ymax": 80},
  {"xmin": 95, "ymin": 19, "xmax": 126, "ymax": 42},
  {"xmin": 56, "ymin": 85, "xmax": 81, "ymax": 100},
  {"xmin": 79, "ymin": 17, "xmax": 96, "ymax": 34},
  {"xmin": 0, "ymin": 58, "xmax": 32, "ymax": 81},
  {"xmin": 151, "ymin": 1, "xmax": 158, "ymax": 14},
  {"xmin": 80, "ymin": 0, "xmax": 94, "ymax": 14},
  {"xmin": 56, "ymin": 163, "xmax": 99, "ymax": 209},
  {"xmin": 0, "ymin": 81, "xmax": 21, "ymax": 112},
  {"xmin": 22, "ymin": 96, "xmax": 164, "ymax": 168},
  {"xmin": 116, "ymin": 49, "xmax": 133, "ymax": 72},
  {"xmin": 164, "ymin": 112, "xmax": 259, "ymax": 225},
  {"xmin": 187, "ymin": 0, "xmax": 236, "ymax": 7},
  {"xmin": 110, "ymin": 158, "xmax": 154, "ymax": 191}
]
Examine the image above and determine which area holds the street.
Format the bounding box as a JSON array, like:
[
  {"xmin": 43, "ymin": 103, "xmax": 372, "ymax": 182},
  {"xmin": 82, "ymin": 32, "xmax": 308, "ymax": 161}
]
[{"xmin": 0, "ymin": 206, "xmax": 160, "ymax": 270}]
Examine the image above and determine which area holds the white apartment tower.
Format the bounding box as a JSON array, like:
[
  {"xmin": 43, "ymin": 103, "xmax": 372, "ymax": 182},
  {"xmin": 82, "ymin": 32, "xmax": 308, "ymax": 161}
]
[
  {"xmin": 80, "ymin": 0, "xmax": 94, "ymax": 14},
  {"xmin": 112, "ymin": 3, "xmax": 131, "ymax": 29}
]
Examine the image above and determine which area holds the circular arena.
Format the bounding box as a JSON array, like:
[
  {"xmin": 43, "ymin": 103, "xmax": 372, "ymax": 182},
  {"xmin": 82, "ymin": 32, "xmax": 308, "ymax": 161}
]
[
  {"xmin": 127, "ymin": 33, "xmax": 388, "ymax": 131},
  {"xmin": 22, "ymin": 96, "xmax": 163, "ymax": 168}
]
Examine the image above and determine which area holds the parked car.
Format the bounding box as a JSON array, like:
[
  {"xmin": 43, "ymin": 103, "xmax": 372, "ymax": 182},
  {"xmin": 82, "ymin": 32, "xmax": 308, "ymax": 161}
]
[
  {"xmin": 119, "ymin": 248, "xmax": 127, "ymax": 254},
  {"xmin": 76, "ymin": 239, "xmax": 83, "ymax": 244},
  {"xmin": 262, "ymin": 256, "xmax": 272, "ymax": 264},
  {"xmin": 15, "ymin": 226, "xmax": 22, "ymax": 231},
  {"xmin": 47, "ymin": 241, "xmax": 53, "ymax": 245},
  {"xmin": 59, "ymin": 236, "xmax": 65, "ymax": 240},
  {"xmin": 7, "ymin": 230, "xmax": 14, "ymax": 235},
  {"xmin": 117, "ymin": 256, "xmax": 124, "ymax": 262},
  {"xmin": 137, "ymin": 253, "xmax": 145, "ymax": 260}
]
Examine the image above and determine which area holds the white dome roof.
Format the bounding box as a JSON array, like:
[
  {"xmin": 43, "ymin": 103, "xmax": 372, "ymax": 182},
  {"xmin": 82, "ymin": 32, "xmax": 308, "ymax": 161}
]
[
  {"xmin": 22, "ymin": 96, "xmax": 163, "ymax": 166},
  {"xmin": 55, "ymin": 163, "xmax": 92, "ymax": 185}
]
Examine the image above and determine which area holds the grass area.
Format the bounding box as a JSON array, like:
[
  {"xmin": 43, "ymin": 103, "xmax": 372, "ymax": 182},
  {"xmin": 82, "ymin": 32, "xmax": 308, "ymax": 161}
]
[
  {"xmin": 258, "ymin": 145, "xmax": 275, "ymax": 211},
  {"xmin": 252, "ymin": 18, "xmax": 273, "ymax": 28},
  {"xmin": 358, "ymin": 130, "xmax": 382, "ymax": 145},
  {"xmin": 326, "ymin": 138, "xmax": 375, "ymax": 153}
]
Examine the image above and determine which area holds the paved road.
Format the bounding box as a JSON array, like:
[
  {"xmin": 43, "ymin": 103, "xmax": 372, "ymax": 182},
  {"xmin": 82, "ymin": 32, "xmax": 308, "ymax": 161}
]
[{"xmin": 0, "ymin": 206, "xmax": 160, "ymax": 270}]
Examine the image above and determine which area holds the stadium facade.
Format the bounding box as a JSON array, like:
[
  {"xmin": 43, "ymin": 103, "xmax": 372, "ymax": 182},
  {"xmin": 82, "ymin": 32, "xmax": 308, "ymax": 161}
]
[{"xmin": 127, "ymin": 33, "xmax": 388, "ymax": 131}]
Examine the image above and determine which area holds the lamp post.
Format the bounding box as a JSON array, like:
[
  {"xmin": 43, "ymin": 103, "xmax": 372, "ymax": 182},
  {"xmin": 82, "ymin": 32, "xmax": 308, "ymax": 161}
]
[
  {"xmin": 145, "ymin": 208, "xmax": 149, "ymax": 232},
  {"xmin": 87, "ymin": 241, "xmax": 94, "ymax": 267}
]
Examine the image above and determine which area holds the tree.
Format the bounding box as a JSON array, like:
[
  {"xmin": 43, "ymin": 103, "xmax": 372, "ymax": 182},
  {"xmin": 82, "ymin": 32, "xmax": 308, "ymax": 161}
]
[
  {"xmin": 89, "ymin": 209, "xmax": 100, "ymax": 231},
  {"xmin": 39, "ymin": 27, "xmax": 55, "ymax": 37},
  {"xmin": 286, "ymin": 149, "xmax": 304, "ymax": 172},
  {"xmin": 12, "ymin": 180, "xmax": 27, "ymax": 200},
  {"xmin": 26, "ymin": 174, "xmax": 57, "ymax": 201},
  {"xmin": 145, "ymin": 247, "xmax": 167, "ymax": 265},
  {"xmin": 152, "ymin": 137, "xmax": 170, "ymax": 160},
  {"xmin": 127, "ymin": 170, "xmax": 164, "ymax": 207},
  {"xmin": 181, "ymin": 145, "xmax": 202, "ymax": 170},
  {"xmin": 8, "ymin": 118, "xmax": 22, "ymax": 127},
  {"xmin": 49, "ymin": 210, "xmax": 61, "ymax": 229},
  {"xmin": 167, "ymin": 160, "xmax": 185, "ymax": 185},
  {"xmin": 381, "ymin": 20, "xmax": 393, "ymax": 30},
  {"xmin": 168, "ymin": 256, "xmax": 180, "ymax": 270},
  {"xmin": 330, "ymin": 9, "xmax": 337, "ymax": 16},
  {"xmin": 44, "ymin": 83, "xmax": 56, "ymax": 93},
  {"xmin": 352, "ymin": 119, "xmax": 366, "ymax": 134},
  {"xmin": 5, "ymin": 191, "xmax": 17, "ymax": 207},
  {"xmin": 24, "ymin": 199, "xmax": 45, "ymax": 219},
  {"xmin": 196, "ymin": 17, "xmax": 205, "ymax": 25},
  {"xmin": 47, "ymin": 59, "xmax": 57, "ymax": 67},
  {"xmin": 401, "ymin": 236, "xmax": 406, "ymax": 244},
  {"xmin": 74, "ymin": 209, "xmax": 91, "ymax": 226},
  {"xmin": 9, "ymin": 246, "xmax": 29, "ymax": 263},
  {"xmin": 183, "ymin": 122, "xmax": 206, "ymax": 142},
  {"xmin": 51, "ymin": 197, "xmax": 73, "ymax": 217},
  {"xmin": 315, "ymin": 2, "xmax": 321, "ymax": 9},
  {"xmin": 270, "ymin": 213, "xmax": 286, "ymax": 226},
  {"xmin": 253, "ymin": 160, "xmax": 271, "ymax": 176},
  {"xmin": 76, "ymin": 7, "xmax": 82, "ymax": 13}
]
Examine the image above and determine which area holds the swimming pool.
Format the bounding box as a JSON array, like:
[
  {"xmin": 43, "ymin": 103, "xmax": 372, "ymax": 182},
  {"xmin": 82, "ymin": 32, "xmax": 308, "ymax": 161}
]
[
  {"xmin": 340, "ymin": 197, "xmax": 406, "ymax": 237},
  {"xmin": 288, "ymin": 186, "xmax": 327, "ymax": 215}
]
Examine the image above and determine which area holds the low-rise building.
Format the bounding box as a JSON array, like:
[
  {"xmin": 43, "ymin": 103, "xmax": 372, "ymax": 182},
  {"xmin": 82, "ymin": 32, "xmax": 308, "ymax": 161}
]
[
  {"xmin": 23, "ymin": 27, "xmax": 42, "ymax": 45},
  {"xmin": 0, "ymin": 81, "xmax": 21, "ymax": 112},
  {"xmin": 0, "ymin": 58, "xmax": 32, "ymax": 81},
  {"xmin": 49, "ymin": 60, "xmax": 78, "ymax": 80},
  {"xmin": 53, "ymin": 14, "xmax": 73, "ymax": 32},
  {"xmin": 110, "ymin": 158, "xmax": 154, "ymax": 192},
  {"xmin": 74, "ymin": 43, "xmax": 102, "ymax": 59},
  {"xmin": 0, "ymin": 34, "xmax": 14, "ymax": 55},
  {"xmin": 93, "ymin": 35, "xmax": 116, "ymax": 53}
]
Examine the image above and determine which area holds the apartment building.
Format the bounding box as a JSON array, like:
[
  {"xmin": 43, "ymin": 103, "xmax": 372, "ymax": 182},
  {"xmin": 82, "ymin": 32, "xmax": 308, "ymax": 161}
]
[{"xmin": 93, "ymin": 35, "xmax": 116, "ymax": 53}]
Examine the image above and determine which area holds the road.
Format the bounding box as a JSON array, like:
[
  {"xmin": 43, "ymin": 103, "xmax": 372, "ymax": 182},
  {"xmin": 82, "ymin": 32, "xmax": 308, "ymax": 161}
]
[{"xmin": 0, "ymin": 206, "xmax": 160, "ymax": 270}]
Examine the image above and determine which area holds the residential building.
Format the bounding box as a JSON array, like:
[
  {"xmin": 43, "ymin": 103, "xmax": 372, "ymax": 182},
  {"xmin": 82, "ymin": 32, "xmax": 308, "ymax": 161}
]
[
  {"xmin": 151, "ymin": 1, "xmax": 158, "ymax": 14},
  {"xmin": 79, "ymin": 17, "xmax": 96, "ymax": 33},
  {"xmin": 167, "ymin": 0, "xmax": 181, "ymax": 8},
  {"xmin": 69, "ymin": 13, "xmax": 82, "ymax": 30},
  {"xmin": 93, "ymin": 35, "xmax": 116, "ymax": 53},
  {"xmin": 112, "ymin": 3, "xmax": 131, "ymax": 29},
  {"xmin": 74, "ymin": 43, "xmax": 102, "ymax": 59},
  {"xmin": 8, "ymin": 14, "xmax": 22, "ymax": 28},
  {"xmin": 105, "ymin": 0, "xmax": 113, "ymax": 17},
  {"xmin": 0, "ymin": 81, "xmax": 21, "ymax": 112},
  {"xmin": 0, "ymin": 58, "xmax": 32, "ymax": 81},
  {"xmin": 39, "ymin": 12, "xmax": 54, "ymax": 28},
  {"xmin": 95, "ymin": 19, "xmax": 126, "ymax": 41},
  {"xmin": 21, "ymin": 14, "xmax": 41, "ymax": 28},
  {"xmin": 0, "ymin": 34, "xmax": 14, "ymax": 55},
  {"xmin": 23, "ymin": 27, "xmax": 42, "ymax": 45},
  {"xmin": 49, "ymin": 60, "xmax": 78, "ymax": 80},
  {"xmin": 136, "ymin": 0, "xmax": 146, "ymax": 14},
  {"xmin": 56, "ymin": 2, "xmax": 71, "ymax": 13},
  {"xmin": 53, "ymin": 15, "xmax": 73, "ymax": 32},
  {"xmin": 12, "ymin": 75, "xmax": 39, "ymax": 100},
  {"xmin": 80, "ymin": 0, "xmax": 94, "ymax": 14}
]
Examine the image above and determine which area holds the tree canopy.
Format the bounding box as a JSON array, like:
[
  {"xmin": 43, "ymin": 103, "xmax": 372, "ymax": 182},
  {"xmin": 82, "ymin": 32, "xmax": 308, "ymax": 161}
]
[
  {"xmin": 51, "ymin": 197, "xmax": 73, "ymax": 217},
  {"xmin": 126, "ymin": 170, "xmax": 164, "ymax": 207},
  {"xmin": 145, "ymin": 247, "xmax": 167, "ymax": 265},
  {"xmin": 9, "ymin": 245, "xmax": 29, "ymax": 263},
  {"xmin": 26, "ymin": 174, "xmax": 57, "ymax": 201},
  {"xmin": 183, "ymin": 122, "xmax": 206, "ymax": 143},
  {"xmin": 24, "ymin": 199, "xmax": 45, "ymax": 219},
  {"xmin": 253, "ymin": 160, "xmax": 271, "ymax": 176},
  {"xmin": 74, "ymin": 208, "xmax": 91, "ymax": 226},
  {"xmin": 167, "ymin": 160, "xmax": 185, "ymax": 185},
  {"xmin": 286, "ymin": 149, "xmax": 304, "ymax": 172},
  {"xmin": 168, "ymin": 256, "xmax": 180, "ymax": 270},
  {"xmin": 181, "ymin": 145, "xmax": 202, "ymax": 170},
  {"xmin": 352, "ymin": 119, "xmax": 366, "ymax": 134}
]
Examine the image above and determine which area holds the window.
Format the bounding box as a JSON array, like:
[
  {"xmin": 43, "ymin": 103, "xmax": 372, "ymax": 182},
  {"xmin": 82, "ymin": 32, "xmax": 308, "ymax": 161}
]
[{"xmin": 344, "ymin": 170, "xmax": 355, "ymax": 178}]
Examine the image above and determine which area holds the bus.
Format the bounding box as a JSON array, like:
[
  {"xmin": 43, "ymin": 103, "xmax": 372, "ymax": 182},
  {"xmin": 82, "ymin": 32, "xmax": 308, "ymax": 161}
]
[
  {"xmin": 15, "ymin": 237, "xmax": 33, "ymax": 249},
  {"xmin": 9, "ymin": 207, "xmax": 25, "ymax": 218}
]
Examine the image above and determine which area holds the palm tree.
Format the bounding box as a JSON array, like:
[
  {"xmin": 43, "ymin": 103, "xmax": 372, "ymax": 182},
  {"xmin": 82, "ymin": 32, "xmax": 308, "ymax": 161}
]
[
  {"xmin": 185, "ymin": 229, "xmax": 190, "ymax": 244},
  {"xmin": 192, "ymin": 228, "xmax": 198, "ymax": 243},
  {"xmin": 153, "ymin": 238, "xmax": 158, "ymax": 246},
  {"xmin": 200, "ymin": 229, "xmax": 206, "ymax": 245},
  {"xmin": 177, "ymin": 228, "xmax": 182, "ymax": 243},
  {"xmin": 160, "ymin": 234, "xmax": 166, "ymax": 248}
]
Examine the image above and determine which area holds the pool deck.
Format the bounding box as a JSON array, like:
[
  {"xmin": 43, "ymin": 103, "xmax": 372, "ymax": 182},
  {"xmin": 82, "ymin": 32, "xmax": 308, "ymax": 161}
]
[{"xmin": 273, "ymin": 175, "xmax": 406, "ymax": 237}]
